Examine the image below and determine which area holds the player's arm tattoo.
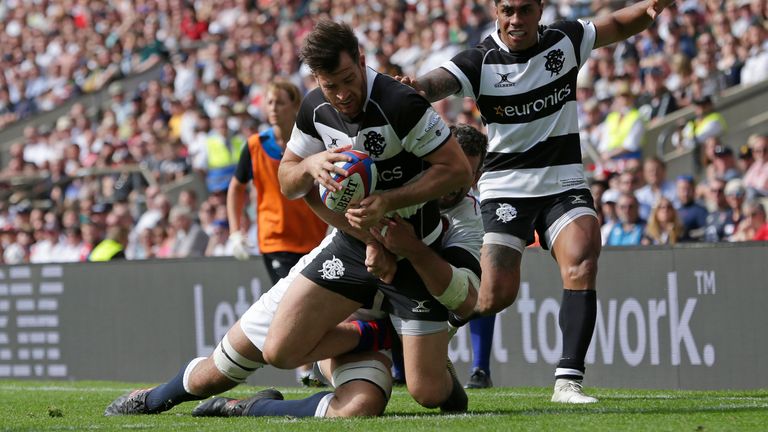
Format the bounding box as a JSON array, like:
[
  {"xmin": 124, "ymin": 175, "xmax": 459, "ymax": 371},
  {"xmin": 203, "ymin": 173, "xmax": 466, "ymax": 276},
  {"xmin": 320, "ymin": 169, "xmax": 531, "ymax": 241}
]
[{"xmin": 418, "ymin": 68, "xmax": 462, "ymax": 102}]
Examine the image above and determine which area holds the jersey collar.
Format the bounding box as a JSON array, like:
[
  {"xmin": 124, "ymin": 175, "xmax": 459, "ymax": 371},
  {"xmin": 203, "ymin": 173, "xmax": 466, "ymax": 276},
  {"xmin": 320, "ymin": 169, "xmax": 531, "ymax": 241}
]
[
  {"xmin": 363, "ymin": 66, "xmax": 377, "ymax": 112},
  {"xmin": 491, "ymin": 20, "xmax": 541, "ymax": 54}
]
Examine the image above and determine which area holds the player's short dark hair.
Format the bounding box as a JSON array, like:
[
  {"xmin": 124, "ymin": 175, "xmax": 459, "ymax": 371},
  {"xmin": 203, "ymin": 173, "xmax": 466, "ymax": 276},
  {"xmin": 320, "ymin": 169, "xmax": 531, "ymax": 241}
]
[
  {"xmin": 300, "ymin": 20, "xmax": 360, "ymax": 74},
  {"xmin": 450, "ymin": 124, "xmax": 488, "ymax": 169}
]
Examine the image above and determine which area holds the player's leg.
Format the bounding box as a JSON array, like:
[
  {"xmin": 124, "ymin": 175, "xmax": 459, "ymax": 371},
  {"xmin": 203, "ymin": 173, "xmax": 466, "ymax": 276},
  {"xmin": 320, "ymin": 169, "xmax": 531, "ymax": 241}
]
[
  {"xmin": 547, "ymin": 197, "xmax": 601, "ymax": 403},
  {"xmin": 465, "ymin": 314, "xmax": 495, "ymax": 388},
  {"xmin": 262, "ymin": 232, "xmax": 381, "ymax": 369},
  {"xmin": 103, "ymin": 322, "xmax": 264, "ymax": 416},
  {"xmin": 105, "ymin": 263, "xmax": 301, "ymax": 417},
  {"xmin": 475, "ymin": 242, "xmax": 523, "ymax": 315},
  {"xmin": 398, "ymin": 328, "xmax": 463, "ymax": 410},
  {"xmin": 382, "ymin": 257, "xmax": 467, "ymax": 412},
  {"xmin": 266, "ymin": 251, "xmax": 328, "ymax": 385},
  {"xmin": 261, "ymin": 273, "xmax": 364, "ymax": 369},
  {"xmin": 193, "ymin": 351, "xmax": 392, "ymax": 418}
]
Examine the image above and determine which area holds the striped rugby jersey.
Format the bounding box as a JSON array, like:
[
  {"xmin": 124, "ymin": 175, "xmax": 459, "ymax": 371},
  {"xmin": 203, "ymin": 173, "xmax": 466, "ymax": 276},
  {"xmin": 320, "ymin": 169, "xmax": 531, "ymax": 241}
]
[
  {"xmin": 441, "ymin": 20, "xmax": 597, "ymax": 200},
  {"xmin": 287, "ymin": 66, "xmax": 451, "ymax": 242}
]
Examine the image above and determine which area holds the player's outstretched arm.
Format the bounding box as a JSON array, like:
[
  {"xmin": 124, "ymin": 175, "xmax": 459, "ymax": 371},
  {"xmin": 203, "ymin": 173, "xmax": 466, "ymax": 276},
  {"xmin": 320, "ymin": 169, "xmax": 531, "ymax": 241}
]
[
  {"xmin": 594, "ymin": 0, "xmax": 676, "ymax": 48},
  {"xmin": 398, "ymin": 68, "xmax": 461, "ymax": 103}
]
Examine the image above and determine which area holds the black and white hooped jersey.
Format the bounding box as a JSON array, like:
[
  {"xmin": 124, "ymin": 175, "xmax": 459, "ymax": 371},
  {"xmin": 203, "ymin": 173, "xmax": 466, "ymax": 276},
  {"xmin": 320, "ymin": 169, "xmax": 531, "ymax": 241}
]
[
  {"xmin": 287, "ymin": 66, "xmax": 451, "ymax": 242},
  {"xmin": 441, "ymin": 20, "xmax": 597, "ymax": 200}
]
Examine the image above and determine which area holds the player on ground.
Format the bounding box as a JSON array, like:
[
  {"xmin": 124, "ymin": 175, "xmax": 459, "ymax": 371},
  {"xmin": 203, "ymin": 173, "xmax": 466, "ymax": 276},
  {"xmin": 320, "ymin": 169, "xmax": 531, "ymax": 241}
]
[
  {"xmin": 265, "ymin": 19, "xmax": 472, "ymax": 412},
  {"xmin": 399, "ymin": 0, "xmax": 676, "ymax": 403},
  {"xmin": 104, "ymin": 124, "xmax": 487, "ymax": 419}
]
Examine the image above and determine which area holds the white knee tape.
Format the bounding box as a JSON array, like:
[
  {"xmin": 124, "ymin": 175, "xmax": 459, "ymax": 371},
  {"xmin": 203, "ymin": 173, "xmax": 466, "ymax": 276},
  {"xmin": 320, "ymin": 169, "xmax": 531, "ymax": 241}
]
[
  {"xmin": 212, "ymin": 335, "xmax": 264, "ymax": 383},
  {"xmin": 435, "ymin": 266, "xmax": 477, "ymax": 310},
  {"xmin": 331, "ymin": 359, "xmax": 392, "ymax": 400}
]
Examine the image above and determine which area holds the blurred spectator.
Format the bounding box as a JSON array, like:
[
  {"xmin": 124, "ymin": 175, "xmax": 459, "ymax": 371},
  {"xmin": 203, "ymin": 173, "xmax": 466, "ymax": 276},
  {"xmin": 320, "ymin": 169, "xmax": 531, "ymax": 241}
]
[
  {"xmin": 740, "ymin": 22, "xmax": 768, "ymax": 85},
  {"xmin": 737, "ymin": 143, "xmax": 754, "ymax": 174},
  {"xmin": 703, "ymin": 177, "xmax": 734, "ymax": 242},
  {"xmin": 731, "ymin": 199, "xmax": 768, "ymax": 241},
  {"xmin": 635, "ymin": 157, "xmax": 678, "ymax": 220},
  {"xmin": 201, "ymin": 114, "xmax": 246, "ymax": 194},
  {"xmin": 723, "ymin": 178, "xmax": 747, "ymax": 241},
  {"xmin": 717, "ymin": 33, "xmax": 744, "ymax": 87},
  {"xmin": 674, "ymin": 96, "xmax": 727, "ymax": 151},
  {"xmin": 675, "ymin": 175, "xmax": 708, "ymax": 242},
  {"xmin": 597, "ymin": 81, "xmax": 645, "ymax": 170},
  {"xmin": 599, "ymin": 188, "xmax": 620, "ymax": 245},
  {"xmin": 29, "ymin": 221, "xmax": 62, "ymax": 263},
  {"xmin": 205, "ymin": 219, "xmax": 234, "ymax": 257},
  {"xmin": 605, "ymin": 193, "xmax": 646, "ymax": 246},
  {"xmin": 710, "ymin": 145, "xmax": 742, "ymax": 182},
  {"xmin": 743, "ymin": 134, "xmax": 768, "ymax": 198},
  {"xmin": 636, "ymin": 67, "xmax": 678, "ymax": 125},
  {"xmin": 642, "ymin": 197, "xmax": 684, "ymax": 245},
  {"xmin": 88, "ymin": 226, "xmax": 129, "ymax": 262},
  {"xmin": 169, "ymin": 205, "xmax": 208, "ymax": 258}
]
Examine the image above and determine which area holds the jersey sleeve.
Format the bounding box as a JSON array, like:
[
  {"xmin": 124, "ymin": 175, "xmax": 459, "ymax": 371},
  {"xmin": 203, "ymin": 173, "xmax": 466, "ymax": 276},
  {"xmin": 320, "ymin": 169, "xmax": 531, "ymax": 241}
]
[
  {"xmin": 575, "ymin": 19, "xmax": 597, "ymax": 68},
  {"xmin": 286, "ymin": 102, "xmax": 325, "ymax": 159},
  {"xmin": 441, "ymin": 196, "xmax": 483, "ymax": 263},
  {"xmin": 440, "ymin": 48, "xmax": 485, "ymax": 100},
  {"xmin": 400, "ymin": 105, "xmax": 451, "ymax": 158}
]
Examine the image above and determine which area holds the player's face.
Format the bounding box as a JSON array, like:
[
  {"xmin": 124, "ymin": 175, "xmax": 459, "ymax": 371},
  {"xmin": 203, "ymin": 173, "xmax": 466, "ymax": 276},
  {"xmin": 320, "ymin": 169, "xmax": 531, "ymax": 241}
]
[
  {"xmin": 439, "ymin": 154, "xmax": 481, "ymax": 209},
  {"xmin": 265, "ymin": 88, "xmax": 297, "ymax": 127},
  {"xmin": 314, "ymin": 51, "xmax": 367, "ymax": 119},
  {"xmin": 495, "ymin": 0, "xmax": 543, "ymax": 51}
]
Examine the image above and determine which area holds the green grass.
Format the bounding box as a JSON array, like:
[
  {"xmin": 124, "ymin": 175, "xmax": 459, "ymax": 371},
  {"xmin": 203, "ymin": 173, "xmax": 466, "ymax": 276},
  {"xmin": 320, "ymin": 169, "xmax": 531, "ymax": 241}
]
[{"xmin": 1, "ymin": 380, "xmax": 766, "ymax": 431}]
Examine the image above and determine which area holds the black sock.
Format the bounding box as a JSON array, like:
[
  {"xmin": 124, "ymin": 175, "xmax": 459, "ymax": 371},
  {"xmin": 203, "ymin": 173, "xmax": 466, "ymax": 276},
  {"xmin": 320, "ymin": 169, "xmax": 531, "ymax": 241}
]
[
  {"xmin": 556, "ymin": 289, "xmax": 597, "ymax": 380},
  {"xmin": 145, "ymin": 361, "xmax": 205, "ymax": 412},
  {"xmin": 246, "ymin": 391, "xmax": 333, "ymax": 417}
]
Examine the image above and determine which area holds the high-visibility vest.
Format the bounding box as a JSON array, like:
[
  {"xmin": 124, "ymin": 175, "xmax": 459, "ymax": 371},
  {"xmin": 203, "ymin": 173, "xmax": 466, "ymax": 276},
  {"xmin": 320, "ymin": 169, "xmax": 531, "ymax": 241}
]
[
  {"xmin": 247, "ymin": 129, "xmax": 328, "ymax": 254},
  {"xmin": 691, "ymin": 112, "xmax": 727, "ymax": 138},
  {"xmin": 88, "ymin": 239, "xmax": 123, "ymax": 262},
  {"xmin": 206, "ymin": 134, "xmax": 244, "ymax": 169},
  {"xmin": 603, "ymin": 109, "xmax": 644, "ymax": 152}
]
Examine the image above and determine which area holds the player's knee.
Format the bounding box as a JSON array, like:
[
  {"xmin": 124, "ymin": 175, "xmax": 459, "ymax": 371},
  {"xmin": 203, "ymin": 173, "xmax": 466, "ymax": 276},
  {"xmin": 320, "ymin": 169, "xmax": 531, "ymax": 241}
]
[
  {"xmin": 261, "ymin": 339, "xmax": 302, "ymax": 369},
  {"xmin": 408, "ymin": 383, "xmax": 448, "ymax": 409},
  {"xmin": 561, "ymin": 255, "xmax": 598, "ymax": 287},
  {"xmin": 333, "ymin": 391, "xmax": 387, "ymax": 417},
  {"xmin": 212, "ymin": 335, "xmax": 265, "ymax": 383},
  {"xmin": 476, "ymin": 276, "xmax": 518, "ymax": 315}
]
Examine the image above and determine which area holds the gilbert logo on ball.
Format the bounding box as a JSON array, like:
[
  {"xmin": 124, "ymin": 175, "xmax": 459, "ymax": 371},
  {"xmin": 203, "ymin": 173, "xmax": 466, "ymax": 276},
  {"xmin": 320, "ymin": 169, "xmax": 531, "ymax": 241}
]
[{"xmin": 319, "ymin": 150, "xmax": 377, "ymax": 212}]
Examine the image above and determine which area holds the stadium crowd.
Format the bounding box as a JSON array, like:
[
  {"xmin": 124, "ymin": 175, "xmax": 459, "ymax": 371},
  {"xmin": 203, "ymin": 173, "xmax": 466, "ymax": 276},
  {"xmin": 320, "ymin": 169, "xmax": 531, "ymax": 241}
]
[{"xmin": 0, "ymin": 0, "xmax": 767, "ymax": 264}]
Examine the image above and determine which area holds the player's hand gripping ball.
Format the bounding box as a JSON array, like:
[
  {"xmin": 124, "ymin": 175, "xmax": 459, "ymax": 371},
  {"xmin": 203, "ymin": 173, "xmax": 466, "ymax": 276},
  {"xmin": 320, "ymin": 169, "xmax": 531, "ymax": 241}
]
[{"xmin": 319, "ymin": 150, "xmax": 377, "ymax": 212}]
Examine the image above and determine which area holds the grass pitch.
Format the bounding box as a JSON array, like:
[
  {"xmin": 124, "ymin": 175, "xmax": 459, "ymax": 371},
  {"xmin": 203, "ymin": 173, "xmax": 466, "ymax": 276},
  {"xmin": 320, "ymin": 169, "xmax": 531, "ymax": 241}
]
[{"xmin": 1, "ymin": 380, "xmax": 766, "ymax": 431}]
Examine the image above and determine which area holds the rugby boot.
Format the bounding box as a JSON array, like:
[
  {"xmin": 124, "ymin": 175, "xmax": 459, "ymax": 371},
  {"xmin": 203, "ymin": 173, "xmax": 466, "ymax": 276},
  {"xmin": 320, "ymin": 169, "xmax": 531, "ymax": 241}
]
[
  {"xmin": 104, "ymin": 388, "xmax": 156, "ymax": 416},
  {"xmin": 464, "ymin": 368, "xmax": 493, "ymax": 389},
  {"xmin": 191, "ymin": 388, "xmax": 284, "ymax": 417},
  {"xmin": 439, "ymin": 359, "xmax": 468, "ymax": 413},
  {"xmin": 551, "ymin": 379, "xmax": 598, "ymax": 403}
]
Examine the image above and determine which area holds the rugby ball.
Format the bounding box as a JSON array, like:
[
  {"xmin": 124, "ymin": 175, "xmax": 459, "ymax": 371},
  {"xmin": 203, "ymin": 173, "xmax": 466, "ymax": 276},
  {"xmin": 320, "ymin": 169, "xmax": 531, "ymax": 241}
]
[{"xmin": 319, "ymin": 150, "xmax": 377, "ymax": 212}]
